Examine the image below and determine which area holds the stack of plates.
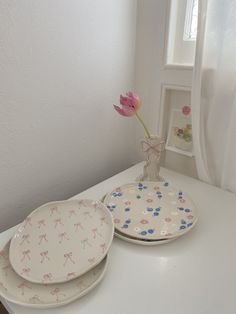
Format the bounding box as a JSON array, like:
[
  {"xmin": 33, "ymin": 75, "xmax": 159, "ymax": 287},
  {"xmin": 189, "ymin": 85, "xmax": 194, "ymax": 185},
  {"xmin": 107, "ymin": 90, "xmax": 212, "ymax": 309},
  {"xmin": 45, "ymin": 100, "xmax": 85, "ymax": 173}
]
[
  {"xmin": 0, "ymin": 199, "xmax": 114, "ymax": 308},
  {"xmin": 0, "ymin": 181, "xmax": 199, "ymax": 308},
  {"xmin": 103, "ymin": 181, "xmax": 198, "ymax": 245}
]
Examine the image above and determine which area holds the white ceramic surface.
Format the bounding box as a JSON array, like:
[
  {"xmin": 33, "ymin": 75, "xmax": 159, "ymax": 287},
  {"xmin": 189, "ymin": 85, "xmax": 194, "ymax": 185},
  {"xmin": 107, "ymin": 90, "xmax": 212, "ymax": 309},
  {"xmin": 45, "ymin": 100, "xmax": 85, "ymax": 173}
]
[
  {"xmin": 104, "ymin": 182, "xmax": 198, "ymax": 240},
  {"xmin": 9, "ymin": 200, "xmax": 114, "ymax": 284},
  {"xmin": 0, "ymin": 241, "xmax": 108, "ymax": 308},
  {"xmin": 115, "ymin": 230, "xmax": 176, "ymax": 246}
]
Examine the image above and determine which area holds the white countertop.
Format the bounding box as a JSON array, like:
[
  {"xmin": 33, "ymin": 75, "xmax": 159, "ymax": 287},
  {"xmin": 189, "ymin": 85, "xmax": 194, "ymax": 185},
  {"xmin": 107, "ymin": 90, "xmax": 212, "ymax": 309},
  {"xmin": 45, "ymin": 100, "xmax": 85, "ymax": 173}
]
[{"xmin": 1, "ymin": 162, "xmax": 236, "ymax": 314}]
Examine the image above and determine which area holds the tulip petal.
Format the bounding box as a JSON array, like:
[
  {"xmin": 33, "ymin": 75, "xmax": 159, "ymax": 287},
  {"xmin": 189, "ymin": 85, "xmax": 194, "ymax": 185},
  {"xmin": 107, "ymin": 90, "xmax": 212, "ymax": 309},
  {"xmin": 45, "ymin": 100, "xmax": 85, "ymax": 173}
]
[
  {"xmin": 127, "ymin": 91, "xmax": 136, "ymax": 99},
  {"xmin": 113, "ymin": 105, "xmax": 135, "ymax": 117},
  {"xmin": 127, "ymin": 91, "xmax": 140, "ymax": 103},
  {"xmin": 127, "ymin": 92, "xmax": 141, "ymax": 110},
  {"xmin": 120, "ymin": 95, "xmax": 130, "ymax": 107}
]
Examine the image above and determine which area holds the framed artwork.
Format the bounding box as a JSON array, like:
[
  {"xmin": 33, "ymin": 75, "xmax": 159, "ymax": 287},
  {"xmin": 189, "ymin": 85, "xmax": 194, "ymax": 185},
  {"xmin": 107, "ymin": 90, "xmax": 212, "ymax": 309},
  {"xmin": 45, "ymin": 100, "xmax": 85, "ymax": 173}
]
[{"xmin": 166, "ymin": 107, "xmax": 193, "ymax": 156}]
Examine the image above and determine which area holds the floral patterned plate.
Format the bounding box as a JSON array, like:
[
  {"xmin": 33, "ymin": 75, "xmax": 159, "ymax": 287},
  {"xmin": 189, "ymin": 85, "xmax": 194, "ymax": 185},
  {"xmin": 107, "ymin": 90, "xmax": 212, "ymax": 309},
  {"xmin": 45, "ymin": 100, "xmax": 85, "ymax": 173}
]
[
  {"xmin": 103, "ymin": 182, "xmax": 198, "ymax": 241},
  {"xmin": 0, "ymin": 241, "xmax": 108, "ymax": 308},
  {"xmin": 9, "ymin": 200, "xmax": 114, "ymax": 284}
]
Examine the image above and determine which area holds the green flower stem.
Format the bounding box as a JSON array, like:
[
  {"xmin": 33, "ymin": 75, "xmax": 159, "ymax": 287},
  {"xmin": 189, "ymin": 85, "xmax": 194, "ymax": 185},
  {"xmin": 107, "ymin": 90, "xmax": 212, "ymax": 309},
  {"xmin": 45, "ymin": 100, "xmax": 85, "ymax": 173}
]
[{"xmin": 135, "ymin": 112, "xmax": 151, "ymax": 138}]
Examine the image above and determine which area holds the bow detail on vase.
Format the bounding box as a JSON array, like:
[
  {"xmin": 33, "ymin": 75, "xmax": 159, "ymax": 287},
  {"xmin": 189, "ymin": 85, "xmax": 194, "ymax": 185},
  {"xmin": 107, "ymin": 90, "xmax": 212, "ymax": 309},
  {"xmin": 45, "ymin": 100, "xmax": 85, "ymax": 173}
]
[
  {"xmin": 137, "ymin": 136, "xmax": 165, "ymax": 182},
  {"xmin": 141, "ymin": 140, "xmax": 165, "ymax": 156}
]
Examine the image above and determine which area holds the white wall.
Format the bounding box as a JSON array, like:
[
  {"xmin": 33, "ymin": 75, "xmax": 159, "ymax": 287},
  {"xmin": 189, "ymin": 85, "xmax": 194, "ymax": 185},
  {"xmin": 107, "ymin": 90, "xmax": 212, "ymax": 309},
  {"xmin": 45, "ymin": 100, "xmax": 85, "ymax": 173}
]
[
  {"xmin": 0, "ymin": 0, "xmax": 137, "ymax": 231},
  {"xmin": 134, "ymin": 0, "xmax": 168, "ymax": 139}
]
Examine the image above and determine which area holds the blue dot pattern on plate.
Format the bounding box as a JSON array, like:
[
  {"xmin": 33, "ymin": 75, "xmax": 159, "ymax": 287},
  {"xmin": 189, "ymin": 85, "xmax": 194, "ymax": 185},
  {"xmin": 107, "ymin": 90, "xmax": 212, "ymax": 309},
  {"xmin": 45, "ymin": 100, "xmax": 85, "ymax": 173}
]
[
  {"xmin": 156, "ymin": 191, "xmax": 163, "ymax": 199},
  {"xmin": 106, "ymin": 203, "xmax": 116, "ymax": 211},
  {"xmin": 112, "ymin": 192, "xmax": 123, "ymax": 197},
  {"xmin": 178, "ymin": 191, "xmax": 184, "ymax": 199},
  {"xmin": 153, "ymin": 207, "xmax": 161, "ymax": 217},
  {"xmin": 122, "ymin": 219, "xmax": 131, "ymax": 229},
  {"xmin": 138, "ymin": 183, "xmax": 147, "ymax": 191},
  {"xmin": 147, "ymin": 207, "xmax": 161, "ymax": 217},
  {"xmin": 140, "ymin": 229, "xmax": 155, "ymax": 236},
  {"xmin": 178, "ymin": 207, "xmax": 191, "ymax": 213},
  {"xmin": 179, "ymin": 219, "xmax": 193, "ymax": 230}
]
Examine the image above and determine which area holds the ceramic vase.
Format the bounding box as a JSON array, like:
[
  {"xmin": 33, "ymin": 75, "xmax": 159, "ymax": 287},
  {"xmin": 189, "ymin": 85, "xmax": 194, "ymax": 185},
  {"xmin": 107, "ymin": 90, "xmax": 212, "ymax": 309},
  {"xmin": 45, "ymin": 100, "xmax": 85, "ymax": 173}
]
[{"xmin": 137, "ymin": 135, "xmax": 165, "ymax": 182}]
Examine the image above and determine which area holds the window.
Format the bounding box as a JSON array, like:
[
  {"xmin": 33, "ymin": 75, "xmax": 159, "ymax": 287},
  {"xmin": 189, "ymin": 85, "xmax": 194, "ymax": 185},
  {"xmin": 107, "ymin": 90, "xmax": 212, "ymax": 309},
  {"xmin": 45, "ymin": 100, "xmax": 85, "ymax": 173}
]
[
  {"xmin": 183, "ymin": 0, "xmax": 198, "ymax": 41},
  {"xmin": 165, "ymin": 0, "xmax": 199, "ymax": 67}
]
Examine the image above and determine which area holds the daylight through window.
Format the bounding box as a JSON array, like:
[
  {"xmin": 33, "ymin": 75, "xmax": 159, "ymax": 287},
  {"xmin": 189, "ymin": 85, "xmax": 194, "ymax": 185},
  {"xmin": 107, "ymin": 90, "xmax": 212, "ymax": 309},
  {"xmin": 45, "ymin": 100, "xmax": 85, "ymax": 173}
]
[{"xmin": 183, "ymin": 0, "xmax": 198, "ymax": 41}]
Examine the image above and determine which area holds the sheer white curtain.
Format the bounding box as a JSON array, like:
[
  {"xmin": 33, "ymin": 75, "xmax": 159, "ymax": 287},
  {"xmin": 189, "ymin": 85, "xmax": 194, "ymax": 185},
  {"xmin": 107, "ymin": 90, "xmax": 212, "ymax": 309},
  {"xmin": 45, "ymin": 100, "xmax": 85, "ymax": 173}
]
[{"xmin": 192, "ymin": 0, "xmax": 236, "ymax": 193}]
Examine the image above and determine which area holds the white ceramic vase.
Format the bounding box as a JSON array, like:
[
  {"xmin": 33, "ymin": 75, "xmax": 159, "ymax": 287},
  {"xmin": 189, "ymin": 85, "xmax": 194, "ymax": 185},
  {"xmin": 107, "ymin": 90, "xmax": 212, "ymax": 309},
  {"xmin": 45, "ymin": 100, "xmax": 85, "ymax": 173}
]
[{"xmin": 137, "ymin": 135, "xmax": 165, "ymax": 182}]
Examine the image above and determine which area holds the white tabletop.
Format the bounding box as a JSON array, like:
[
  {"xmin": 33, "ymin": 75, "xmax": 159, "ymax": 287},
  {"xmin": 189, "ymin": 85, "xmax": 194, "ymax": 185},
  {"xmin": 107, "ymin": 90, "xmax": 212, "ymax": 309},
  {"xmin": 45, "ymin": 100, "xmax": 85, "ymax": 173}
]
[{"xmin": 1, "ymin": 162, "xmax": 236, "ymax": 314}]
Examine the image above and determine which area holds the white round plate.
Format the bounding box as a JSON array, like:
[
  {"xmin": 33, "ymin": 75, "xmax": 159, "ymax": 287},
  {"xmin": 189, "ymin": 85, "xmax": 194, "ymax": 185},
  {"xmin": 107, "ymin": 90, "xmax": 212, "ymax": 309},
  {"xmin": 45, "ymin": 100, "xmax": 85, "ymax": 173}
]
[
  {"xmin": 0, "ymin": 241, "xmax": 108, "ymax": 308},
  {"xmin": 115, "ymin": 230, "xmax": 176, "ymax": 246},
  {"xmin": 9, "ymin": 199, "xmax": 114, "ymax": 284},
  {"xmin": 103, "ymin": 182, "xmax": 198, "ymax": 241}
]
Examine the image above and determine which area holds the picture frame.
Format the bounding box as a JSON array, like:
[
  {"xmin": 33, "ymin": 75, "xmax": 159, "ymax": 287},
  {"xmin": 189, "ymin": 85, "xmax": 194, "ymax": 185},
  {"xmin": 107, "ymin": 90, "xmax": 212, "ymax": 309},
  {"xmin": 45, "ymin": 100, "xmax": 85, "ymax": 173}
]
[{"xmin": 166, "ymin": 108, "xmax": 193, "ymax": 157}]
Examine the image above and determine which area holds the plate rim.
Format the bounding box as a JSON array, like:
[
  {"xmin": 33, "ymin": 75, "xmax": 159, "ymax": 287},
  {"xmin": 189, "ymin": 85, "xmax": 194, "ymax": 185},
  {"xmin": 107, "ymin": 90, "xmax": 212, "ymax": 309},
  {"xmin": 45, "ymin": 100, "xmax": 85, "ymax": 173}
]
[
  {"xmin": 114, "ymin": 231, "xmax": 175, "ymax": 246},
  {"xmin": 9, "ymin": 199, "xmax": 114, "ymax": 284}
]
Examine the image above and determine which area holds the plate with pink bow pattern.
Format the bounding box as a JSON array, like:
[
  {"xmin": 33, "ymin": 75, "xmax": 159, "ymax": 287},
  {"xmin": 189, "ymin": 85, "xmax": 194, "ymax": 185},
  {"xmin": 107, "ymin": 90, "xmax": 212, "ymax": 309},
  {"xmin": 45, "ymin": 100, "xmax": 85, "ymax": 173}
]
[
  {"xmin": 9, "ymin": 199, "xmax": 114, "ymax": 284},
  {"xmin": 0, "ymin": 241, "xmax": 108, "ymax": 308},
  {"xmin": 103, "ymin": 182, "xmax": 198, "ymax": 241}
]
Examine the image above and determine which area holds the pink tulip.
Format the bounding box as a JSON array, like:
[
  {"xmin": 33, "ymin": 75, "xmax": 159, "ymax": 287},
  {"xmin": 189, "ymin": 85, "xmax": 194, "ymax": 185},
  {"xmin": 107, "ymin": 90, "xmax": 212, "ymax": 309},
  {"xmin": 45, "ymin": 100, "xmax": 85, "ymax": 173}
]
[
  {"xmin": 113, "ymin": 91, "xmax": 151, "ymax": 138},
  {"xmin": 113, "ymin": 92, "xmax": 141, "ymax": 117}
]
